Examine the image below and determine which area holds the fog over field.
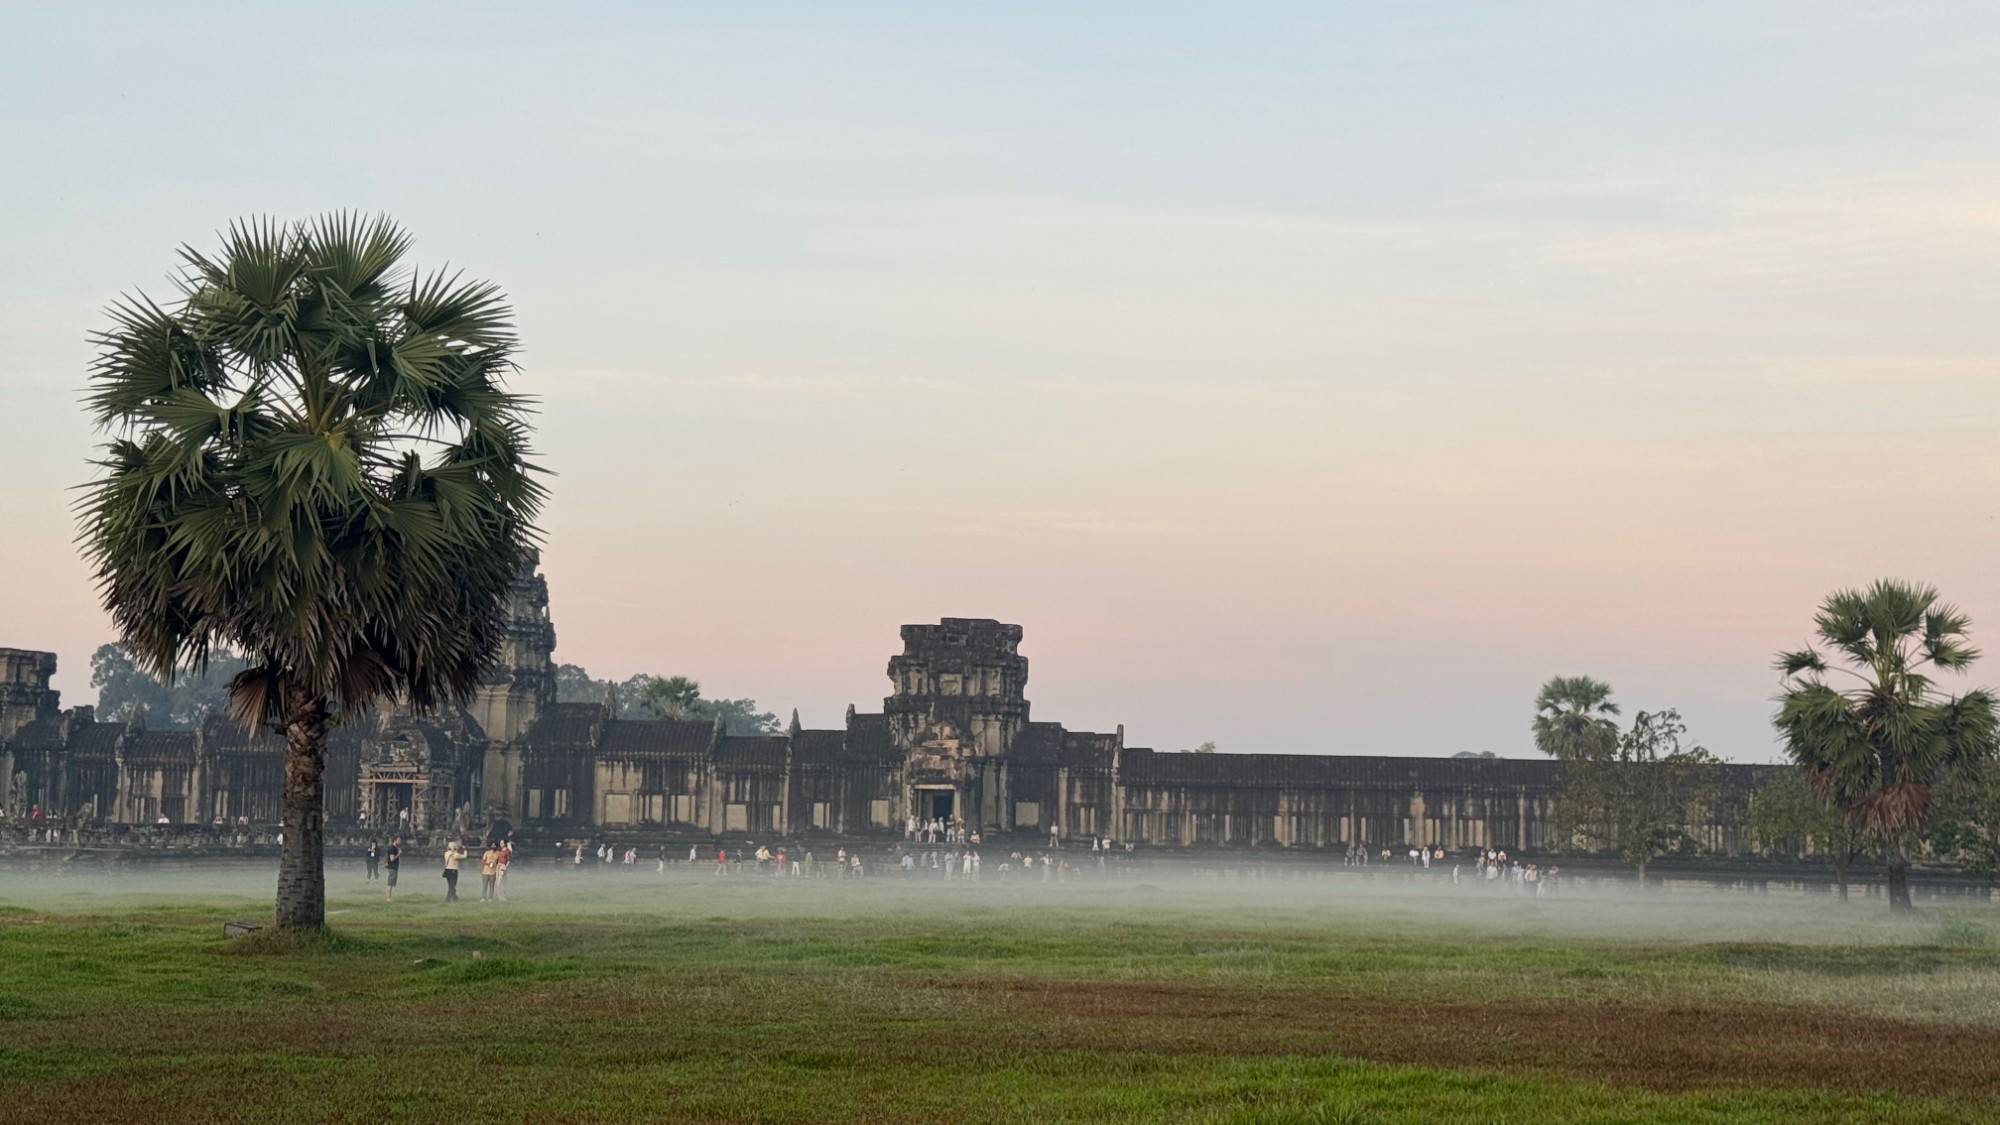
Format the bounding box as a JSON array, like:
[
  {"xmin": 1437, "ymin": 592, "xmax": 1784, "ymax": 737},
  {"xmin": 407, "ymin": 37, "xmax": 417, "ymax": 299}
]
[{"xmin": 3, "ymin": 855, "xmax": 1986, "ymax": 952}]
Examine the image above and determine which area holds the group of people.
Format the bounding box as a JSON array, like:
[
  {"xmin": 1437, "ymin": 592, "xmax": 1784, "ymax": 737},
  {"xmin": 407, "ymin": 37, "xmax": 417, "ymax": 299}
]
[
  {"xmin": 362, "ymin": 836, "xmax": 512, "ymax": 902},
  {"xmin": 906, "ymin": 815, "xmax": 979, "ymax": 846},
  {"xmin": 1463, "ymin": 848, "xmax": 1557, "ymax": 894},
  {"xmin": 707, "ymin": 844, "xmax": 862, "ymax": 877}
]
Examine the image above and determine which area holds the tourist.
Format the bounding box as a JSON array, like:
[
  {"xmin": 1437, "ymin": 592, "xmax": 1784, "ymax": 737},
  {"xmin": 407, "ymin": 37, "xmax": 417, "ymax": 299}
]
[
  {"xmin": 849, "ymin": 853, "xmax": 863, "ymax": 877},
  {"xmin": 443, "ymin": 838, "xmax": 465, "ymax": 902},
  {"xmin": 480, "ymin": 836, "xmax": 500, "ymax": 896},
  {"xmin": 715, "ymin": 847, "xmax": 728, "ymax": 876},
  {"xmin": 364, "ymin": 838, "xmax": 380, "ymax": 881},
  {"xmin": 384, "ymin": 837, "xmax": 402, "ymax": 901},
  {"xmin": 497, "ymin": 839, "xmax": 512, "ymax": 900},
  {"xmin": 901, "ymin": 852, "xmax": 916, "ymax": 876}
]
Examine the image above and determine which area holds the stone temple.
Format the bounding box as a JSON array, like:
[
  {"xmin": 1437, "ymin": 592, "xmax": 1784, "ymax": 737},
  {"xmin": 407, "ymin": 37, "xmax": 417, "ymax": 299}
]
[{"xmin": 0, "ymin": 558, "xmax": 1763, "ymax": 850}]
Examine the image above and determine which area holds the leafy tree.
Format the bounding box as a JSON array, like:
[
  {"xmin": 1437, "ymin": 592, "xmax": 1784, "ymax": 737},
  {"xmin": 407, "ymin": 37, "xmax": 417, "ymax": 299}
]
[
  {"xmin": 90, "ymin": 643, "xmax": 251, "ymax": 729},
  {"xmin": 1926, "ymin": 757, "xmax": 2000, "ymax": 889},
  {"xmin": 1532, "ymin": 676, "xmax": 1620, "ymax": 760},
  {"xmin": 1746, "ymin": 769, "xmax": 1871, "ymax": 902},
  {"xmin": 554, "ymin": 663, "xmax": 601, "ymax": 704},
  {"xmin": 1774, "ymin": 580, "xmax": 1999, "ymax": 911},
  {"xmin": 1553, "ymin": 709, "xmax": 1723, "ymax": 886},
  {"xmin": 1452, "ymin": 750, "xmax": 1498, "ymax": 760},
  {"xmin": 702, "ymin": 696, "xmax": 780, "ymax": 736},
  {"xmin": 554, "ymin": 665, "xmax": 779, "ymax": 735},
  {"xmin": 78, "ymin": 215, "xmax": 543, "ymax": 930},
  {"xmin": 1182, "ymin": 741, "xmax": 1218, "ymax": 754}
]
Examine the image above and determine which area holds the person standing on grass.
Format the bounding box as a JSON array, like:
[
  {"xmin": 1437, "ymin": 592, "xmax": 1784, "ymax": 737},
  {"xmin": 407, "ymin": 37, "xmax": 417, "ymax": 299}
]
[
  {"xmin": 497, "ymin": 839, "xmax": 513, "ymax": 901},
  {"xmin": 480, "ymin": 841, "xmax": 501, "ymax": 901},
  {"xmin": 384, "ymin": 837, "xmax": 402, "ymax": 901},
  {"xmin": 443, "ymin": 838, "xmax": 466, "ymax": 902},
  {"xmin": 365, "ymin": 838, "xmax": 380, "ymax": 882}
]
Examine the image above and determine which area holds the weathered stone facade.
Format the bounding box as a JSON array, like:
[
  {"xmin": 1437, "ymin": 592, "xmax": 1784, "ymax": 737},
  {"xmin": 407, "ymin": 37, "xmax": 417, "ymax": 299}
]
[{"xmin": 1, "ymin": 575, "xmax": 1769, "ymax": 850}]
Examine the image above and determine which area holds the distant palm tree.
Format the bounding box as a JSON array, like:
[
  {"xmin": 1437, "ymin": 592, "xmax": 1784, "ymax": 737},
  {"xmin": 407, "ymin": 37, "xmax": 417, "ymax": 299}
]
[
  {"xmin": 1774, "ymin": 580, "xmax": 1998, "ymax": 912},
  {"xmin": 1532, "ymin": 676, "xmax": 1621, "ymax": 760},
  {"xmin": 78, "ymin": 215, "xmax": 544, "ymax": 929},
  {"xmin": 637, "ymin": 675, "xmax": 704, "ymax": 720}
]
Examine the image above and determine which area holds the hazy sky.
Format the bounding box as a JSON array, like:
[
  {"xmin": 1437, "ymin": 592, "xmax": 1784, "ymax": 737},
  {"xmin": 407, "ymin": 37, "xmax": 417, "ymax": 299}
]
[{"xmin": 4, "ymin": 3, "xmax": 1999, "ymax": 761}]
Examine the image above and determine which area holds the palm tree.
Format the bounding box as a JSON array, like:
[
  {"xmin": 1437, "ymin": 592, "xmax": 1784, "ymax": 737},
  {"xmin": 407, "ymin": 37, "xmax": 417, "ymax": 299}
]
[
  {"xmin": 78, "ymin": 215, "xmax": 544, "ymax": 930},
  {"xmin": 1774, "ymin": 580, "xmax": 1997, "ymax": 912},
  {"xmin": 636, "ymin": 675, "xmax": 703, "ymax": 720},
  {"xmin": 1532, "ymin": 676, "xmax": 1620, "ymax": 760}
]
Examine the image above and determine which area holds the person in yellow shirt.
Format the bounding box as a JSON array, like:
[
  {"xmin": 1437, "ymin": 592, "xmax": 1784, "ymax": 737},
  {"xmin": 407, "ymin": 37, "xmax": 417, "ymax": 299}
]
[
  {"xmin": 442, "ymin": 838, "xmax": 466, "ymax": 903},
  {"xmin": 480, "ymin": 843, "xmax": 501, "ymax": 901}
]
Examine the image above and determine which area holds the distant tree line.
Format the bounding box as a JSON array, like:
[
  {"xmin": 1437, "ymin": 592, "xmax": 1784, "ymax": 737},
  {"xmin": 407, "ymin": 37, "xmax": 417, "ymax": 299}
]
[
  {"xmin": 90, "ymin": 643, "xmax": 249, "ymax": 729},
  {"xmin": 89, "ymin": 645, "xmax": 781, "ymax": 739},
  {"xmin": 554, "ymin": 665, "xmax": 779, "ymax": 736}
]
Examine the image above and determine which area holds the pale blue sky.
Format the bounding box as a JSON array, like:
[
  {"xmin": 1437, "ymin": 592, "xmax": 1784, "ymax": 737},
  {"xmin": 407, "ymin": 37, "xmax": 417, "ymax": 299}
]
[{"xmin": 4, "ymin": 3, "xmax": 1999, "ymax": 759}]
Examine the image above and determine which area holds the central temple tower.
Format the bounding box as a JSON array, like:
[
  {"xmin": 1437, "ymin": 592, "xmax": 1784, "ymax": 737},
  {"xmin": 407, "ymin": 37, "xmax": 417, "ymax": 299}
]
[{"xmin": 885, "ymin": 618, "xmax": 1030, "ymax": 757}]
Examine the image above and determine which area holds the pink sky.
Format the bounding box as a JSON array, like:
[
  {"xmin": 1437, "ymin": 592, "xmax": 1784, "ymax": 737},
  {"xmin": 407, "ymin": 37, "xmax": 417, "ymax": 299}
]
[{"xmin": 5, "ymin": 5, "xmax": 2000, "ymax": 760}]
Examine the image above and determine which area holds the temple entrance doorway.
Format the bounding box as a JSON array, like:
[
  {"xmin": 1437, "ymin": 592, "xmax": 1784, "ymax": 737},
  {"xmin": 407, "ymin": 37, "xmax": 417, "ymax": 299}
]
[
  {"xmin": 919, "ymin": 788, "xmax": 955, "ymax": 823},
  {"xmin": 371, "ymin": 782, "xmax": 415, "ymax": 832}
]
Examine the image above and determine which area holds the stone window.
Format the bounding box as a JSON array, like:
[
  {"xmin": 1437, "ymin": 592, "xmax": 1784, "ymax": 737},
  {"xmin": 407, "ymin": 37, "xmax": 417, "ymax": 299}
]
[
  {"xmin": 725, "ymin": 803, "xmax": 748, "ymax": 832},
  {"xmin": 812, "ymin": 802, "xmax": 832, "ymax": 829},
  {"xmin": 868, "ymin": 799, "xmax": 891, "ymax": 827},
  {"xmin": 1014, "ymin": 801, "xmax": 1040, "ymax": 828},
  {"xmin": 940, "ymin": 674, "xmax": 962, "ymax": 696},
  {"xmin": 672, "ymin": 794, "xmax": 694, "ymax": 823},
  {"xmin": 603, "ymin": 792, "xmax": 633, "ymax": 823}
]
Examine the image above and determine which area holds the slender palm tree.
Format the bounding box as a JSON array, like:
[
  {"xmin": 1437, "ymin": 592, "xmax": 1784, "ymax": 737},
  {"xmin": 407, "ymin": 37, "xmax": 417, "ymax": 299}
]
[
  {"xmin": 79, "ymin": 215, "xmax": 544, "ymax": 929},
  {"xmin": 1532, "ymin": 675, "xmax": 1621, "ymax": 760},
  {"xmin": 1774, "ymin": 579, "xmax": 1997, "ymax": 912}
]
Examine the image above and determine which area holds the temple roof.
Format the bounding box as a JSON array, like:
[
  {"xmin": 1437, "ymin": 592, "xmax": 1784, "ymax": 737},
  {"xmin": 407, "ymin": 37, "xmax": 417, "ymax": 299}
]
[
  {"xmin": 789, "ymin": 729, "xmax": 847, "ymax": 765},
  {"xmin": 519, "ymin": 702, "xmax": 605, "ymax": 750},
  {"xmin": 1117, "ymin": 748, "xmax": 1568, "ymax": 789},
  {"xmin": 715, "ymin": 735, "xmax": 789, "ymax": 772},
  {"xmin": 124, "ymin": 730, "xmax": 196, "ymax": 763},
  {"xmin": 597, "ymin": 719, "xmax": 714, "ymax": 758}
]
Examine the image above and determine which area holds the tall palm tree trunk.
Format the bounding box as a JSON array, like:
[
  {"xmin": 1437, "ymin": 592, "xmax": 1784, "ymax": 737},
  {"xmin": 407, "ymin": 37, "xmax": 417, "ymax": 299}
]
[
  {"xmin": 276, "ymin": 687, "xmax": 330, "ymax": 930},
  {"xmin": 1883, "ymin": 836, "xmax": 1913, "ymax": 913}
]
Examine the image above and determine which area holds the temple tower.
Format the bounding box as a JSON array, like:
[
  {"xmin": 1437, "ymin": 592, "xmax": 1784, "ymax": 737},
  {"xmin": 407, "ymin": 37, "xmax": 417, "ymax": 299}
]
[
  {"xmin": 0, "ymin": 648, "xmax": 60, "ymax": 741},
  {"xmin": 469, "ymin": 552, "xmax": 557, "ymax": 743},
  {"xmin": 885, "ymin": 619, "xmax": 1029, "ymax": 758}
]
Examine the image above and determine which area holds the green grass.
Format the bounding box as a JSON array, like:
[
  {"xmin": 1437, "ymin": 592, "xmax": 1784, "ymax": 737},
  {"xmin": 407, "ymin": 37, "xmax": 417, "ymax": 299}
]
[{"xmin": 3, "ymin": 867, "xmax": 1999, "ymax": 1123}]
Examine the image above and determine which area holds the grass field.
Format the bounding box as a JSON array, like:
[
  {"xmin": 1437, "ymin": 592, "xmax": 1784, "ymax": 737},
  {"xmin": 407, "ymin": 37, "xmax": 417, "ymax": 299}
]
[{"xmin": 4, "ymin": 862, "xmax": 2000, "ymax": 1123}]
